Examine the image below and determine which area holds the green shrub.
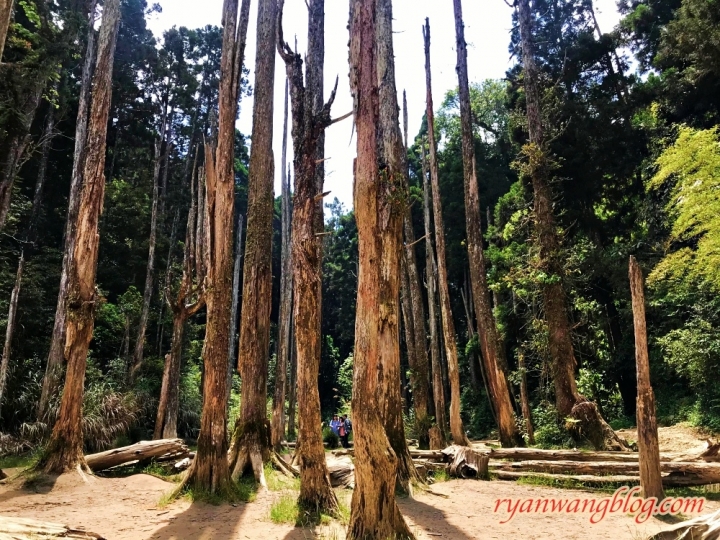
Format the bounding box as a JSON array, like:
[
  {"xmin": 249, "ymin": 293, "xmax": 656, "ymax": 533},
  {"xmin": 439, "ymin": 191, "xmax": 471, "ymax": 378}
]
[{"xmin": 323, "ymin": 426, "xmax": 340, "ymax": 449}]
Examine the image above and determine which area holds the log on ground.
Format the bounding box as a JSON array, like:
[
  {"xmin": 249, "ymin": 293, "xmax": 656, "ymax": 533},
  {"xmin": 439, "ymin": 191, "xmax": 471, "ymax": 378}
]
[
  {"xmin": 495, "ymin": 460, "xmax": 720, "ymax": 486},
  {"xmin": 649, "ymin": 508, "xmax": 720, "ymax": 540},
  {"xmin": 701, "ymin": 441, "xmax": 720, "ymax": 462},
  {"xmin": 442, "ymin": 445, "xmax": 489, "ymax": 479},
  {"xmin": 326, "ymin": 455, "xmax": 354, "ymax": 489},
  {"xmin": 85, "ymin": 439, "xmax": 189, "ymax": 471},
  {"xmin": 0, "ymin": 515, "xmax": 105, "ymax": 539}
]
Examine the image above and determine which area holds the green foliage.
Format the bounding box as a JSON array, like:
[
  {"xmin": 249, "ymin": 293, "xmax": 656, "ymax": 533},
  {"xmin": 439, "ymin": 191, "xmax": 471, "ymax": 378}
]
[
  {"xmin": 270, "ymin": 494, "xmax": 300, "ymax": 524},
  {"xmin": 322, "ymin": 427, "xmax": 340, "ymax": 450},
  {"xmin": 531, "ymin": 403, "xmax": 574, "ymax": 449}
]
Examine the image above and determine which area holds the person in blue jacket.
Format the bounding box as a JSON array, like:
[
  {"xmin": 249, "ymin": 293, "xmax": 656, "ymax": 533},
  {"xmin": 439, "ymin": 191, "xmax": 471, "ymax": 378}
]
[{"xmin": 330, "ymin": 414, "xmax": 341, "ymax": 436}]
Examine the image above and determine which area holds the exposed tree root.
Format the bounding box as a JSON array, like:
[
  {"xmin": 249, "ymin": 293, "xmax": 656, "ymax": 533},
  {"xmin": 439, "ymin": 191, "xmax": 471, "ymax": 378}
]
[{"xmin": 568, "ymin": 400, "xmax": 631, "ymax": 451}]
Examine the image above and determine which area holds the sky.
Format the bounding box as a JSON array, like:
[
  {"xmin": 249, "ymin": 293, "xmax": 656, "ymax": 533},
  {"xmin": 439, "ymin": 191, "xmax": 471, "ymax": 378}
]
[{"xmin": 146, "ymin": 0, "xmax": 622, "ymax": 213}]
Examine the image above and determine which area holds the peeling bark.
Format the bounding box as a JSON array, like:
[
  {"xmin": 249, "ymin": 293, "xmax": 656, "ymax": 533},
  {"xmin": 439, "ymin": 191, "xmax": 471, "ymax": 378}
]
[{"xmin": 36, "ymin": 0, "xmax": 121, "ymax": 474}]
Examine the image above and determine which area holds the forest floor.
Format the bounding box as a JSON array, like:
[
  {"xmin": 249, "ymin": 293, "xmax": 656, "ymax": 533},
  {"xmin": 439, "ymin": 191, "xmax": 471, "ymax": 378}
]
[{"xmin": 0, "ymin": 424, "xmax": 717, "ymax": 539}]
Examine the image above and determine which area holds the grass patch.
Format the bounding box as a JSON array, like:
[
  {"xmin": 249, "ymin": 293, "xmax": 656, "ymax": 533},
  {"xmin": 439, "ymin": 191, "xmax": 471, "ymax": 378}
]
[
  {"xmin": 0, "ymin": 453, "xmax": 36, "ymax": 469},
  {"xmin": 667, "ymin": 485, "xmax": 720, "ymax": 502},
  {"xmin": 430, "ymin": 468, "xmax": 450, "ymax": 483},
  {"xmin": 158, "ymin": 476, "xmax": 258, "ymax": 508},
  {"xmin": 270, "ymin": 494, "xmax": 300, "ymax": 524},
  {"xmin": 265, "ymin": 463, "xmax": 300, "ymax": 492},
  {"xmin": 504, "ymin": 473, "xmax": 627, "ymax": 493}
]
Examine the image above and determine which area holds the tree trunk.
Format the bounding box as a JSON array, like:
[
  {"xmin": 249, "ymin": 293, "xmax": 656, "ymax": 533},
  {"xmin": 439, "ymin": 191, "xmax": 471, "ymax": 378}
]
[
  {"xmin": 271, "ymin": 77, "xmax": 291, "ymax": 452},
  {"xmin": 518, "ymin": 352, "xmax": 535, "ymax": 444},
  {"xmin": 347, "ymin": 0, "xmax": 415, "ymax": 537},
  {"xmin": 516, "ymin": 0, "xmax": 626, "ymax": 450},
  {"xmin": 227, "ymin": 212, "xmax": 244, "ymax": 405},
  {"xmin": 155, "ymin": 163, "xmax": 205, "ymax": 440},
  {"xmin": 39, "ymin": 2, "xmax": 97, "ymax": 421},
  {"xmin": 629, "ymin": 256, "xmax": 664, "ymax": 501},
  {"xmin": 375, "ymin": 0, "xmax": 423, "ymax": 494},
  {"xmin": 450, "ymin": 5, "xmax": 522, "ymax": 447},
  {"xmin": 422, "ymin": 141, "xmax": 447, "ymax": 444},
  {"xmin": 422, "ymin": 20, "xmax": 467, "ymax": 447},
  {"xmin": 401, "ymin": 99, "xmax": 430, "ymax": 450},
  {"xmin": 277, "ymin": 0, "xmax": 339, "ymax": 512},
  {"xmin": 0, "ymin": 249, "xmax": 24, "ymax": 411},
  {"xmin": 35, "ymin": 0, "xmax": 121, "ymax": 475},
  {"xmin": 131, "ymin": 134, "xmax": 165, "ymax": 381},
  {"xmin": 0, "ymin": 0, "xmax": 13, "ymax": 62},
  {"xmin": 287, "ymin": 309, "xmax": 297, "ymax": 441},
  {"xmin": 228, "ymin": 0, "xmax": 275, "ymax": 485},
  {"xmin": 179, "ymin": 0, "xmax": 250, "ymax": 498}
]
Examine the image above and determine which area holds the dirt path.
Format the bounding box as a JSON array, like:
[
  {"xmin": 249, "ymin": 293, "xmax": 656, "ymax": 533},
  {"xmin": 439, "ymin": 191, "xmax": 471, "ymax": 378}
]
[{"xmin": 2, "ymin": 469, "xmax": 715, "ymax": 539}]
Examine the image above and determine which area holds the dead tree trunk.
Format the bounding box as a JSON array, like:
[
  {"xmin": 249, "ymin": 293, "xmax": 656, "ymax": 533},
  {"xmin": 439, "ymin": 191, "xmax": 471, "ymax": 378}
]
[
  {"xmin": 227, "ymin": 212, "xmax": 243, "ymax": 405},
  {"xmin": 277, "ymin": 0, "xmax": 340, "ymax": 512},
  {"xmin": 0, "ymin": 249, "xmax": 24, "ymax": 411},
  {"xmin": 131, "ymin": 112, "xmax": 171, "ymax": 381},
  {"xmin": 179, "ymin": 0, "xmax": 250, "ymax": 497},
  {"xmin": 271, "ymin": 77, "xmax": 291, "ymax": 452},
  {"xmin": 516, "ymin": 0, "xmax": 626, "ymax": 450},
  {"xmin": 375, "ymin": 0, "xmax": 423, "ymax": 494},
  {"xmin": 450, "ymin": 5, "xmax": 522, "ymax": 447},
  {"xmin": 401, "ymin": 92, "xmax": 430, "ymax": 449},
  {"xmin": 629, "ymin": 256, "xmax": 664, "ymax": 500},
  {"xmin": 39, "ymin": 2, "xmax": 97, "ymax": 421},
  {"xmin": 346, "ymin": 0, "xmax": 414, "ymax": 537},
  {"xmin": 228, "ymin": 0, "xmax": 275, "ymax": 486},
  {"xmin": 422, "ymin": 141, "xmax": 447, "ymax": 444},
  {"xmin": 0, "ymin": 0, "xmax": 13, "ymax": 62},
  {"xmin": 35, "ymin": 0, "xmax": 121, "ymax": 474},
  {"xmin": 287, "ymin": 308, "xmax": 297, "ymax": 441},
  {"xmin": 154, "ymin": 165, "xmax": 205, "ymax": 440},
  {"xmin": 422, "ymin": 20, "xmax": 468, "ymax": 447},
  {"xmin": 518, "ymin": 352, "xmax": 535, "ymax": 444}
]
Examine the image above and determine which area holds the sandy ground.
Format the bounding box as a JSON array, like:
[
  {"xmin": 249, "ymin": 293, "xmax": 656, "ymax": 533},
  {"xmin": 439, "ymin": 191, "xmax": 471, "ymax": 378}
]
[{"xmin": 0, "ymin": 424, "xmax": 717, "ymax": 539}]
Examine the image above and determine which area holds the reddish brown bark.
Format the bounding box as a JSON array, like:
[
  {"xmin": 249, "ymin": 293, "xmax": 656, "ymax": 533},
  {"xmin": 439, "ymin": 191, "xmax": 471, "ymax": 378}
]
[
  {"xmin": 39, "ymin": 0, "xmax": 98, "ymax": 421},
  {"xmin": 629, "ymin": 256, "xmax": 664, "ymax": 500},
  {"xmin": 450, "ymin": 4, "xmax": 523, "ymax": 447},
  {"xmin": 35, "ymin": 0, "xmax": 121, "ymax": 474},
  {"xmin": 0, "ymin": 0, "xmax": 12, "ymax": 61},
  {"xmin": 347, "ymin": 0, "xmax": 415, "ymax": 537},
  {"xmin": 229, "ymin": 0, "xmax": 275, "ymax": 485},
  {"xmin": 179, "ymin": 0, "xmax": 250, "ymax": 497}
]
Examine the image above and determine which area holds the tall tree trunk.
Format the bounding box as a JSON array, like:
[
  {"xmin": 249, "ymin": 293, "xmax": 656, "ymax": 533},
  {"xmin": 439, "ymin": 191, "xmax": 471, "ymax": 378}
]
[
  {"xmin": 155, "ymin": 165, "xmax": 205, "ymax": 440},
  {"xmin": 422, "ymin": 142, "xmax": 447, "ymax": 444},
  {"xmin": 449, "ymin": 5, "xmax": 522, "ymax": 447},
  {"xmin": 35, "ymin": 0, "xmax": 121, "ymax": 474},
  {"xmin": 516, "ymin": 0, "xmax": 627, "ymax": 451},
  {"xmin": 0, "ymin": 0, "xmax": 13, "ymax": 61},
  {"xmin": 228, "ymin": 0, "xmax": 275, "ymax": 485},
  {"xmin": 277, "ymin": 0, "xmax": 339, "ymax": 512},
  {"xmin": 271, "ymin": 77, "xmax": 291, "ymax": 452},
  {"xmin": 0, "ymin": 250, "xmax": 24, "ymax": 411},
  {"xmin": 227, "ymin": 212, "xmax": 244, "ymax": 405},
  {"xmin": 130, "ymin": 133, "xmax": 166, "ymax": 381},
  {"xmin": 39, "ymin": 2, "xmax": 97, "ymax": 421},
  {"xmin": 629, "ymin": 256, "xmax": 663, "ymax": 500},
  {"xmin": 401, "ymin": 93, "xmax": 430, "ymax": 449},
  {"xmin": 0, "ymin": 107, "xmax": 54, "ymax": 414},
  {"xmin": 180, "ymin": 0, "xmax": 250, "ymax": 497},
  {"xmin": 347, "ymin": 0, "xmax": 415, "ymax": 537},
  {"xmin": 422, "ymin": 19, "xmax": 468, "ymax": 447},
  {"xmin": 375, "ymin": 0, "xmax": 422, "ymax": 493},
  {"xmin": 286, "ymin": 308, "xmax": 297, "ymax": 441},
  {"xmin": 518, "ymin": 352, "xmax": 534, "ymax": 444}
]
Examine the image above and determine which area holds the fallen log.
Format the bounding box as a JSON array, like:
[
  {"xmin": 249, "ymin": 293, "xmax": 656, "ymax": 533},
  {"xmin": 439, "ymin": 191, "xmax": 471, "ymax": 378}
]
[
  {"xmin": 701, "ymin": 441, "xmax": 720, "ymax": 462},
  {"xmin": 494, "ymin": 470, "xmax": 642, "ymax": 485},
  {"xmin": 0, "ymin": 515, "xmax": 105, "ymax": 539},
  {"xmin": 85, "ymin": 439, "xmax": 189, "ymax": 472},
  {"xmin": 442, "ymin": 445, "xmax": 489, "ymax": 479},
  {"xmin": 409, "ymin": 449, "xmax": 444, "ymax": 460},
  {"xmin": 326, "ymin": 456, "xmax": 354, "ymax": 489},
  {"xmin": 649, "ymin": 508, "xmax": 720, "ymax": 540},
  {"xmin": 486, "ymin": 447, "xmax": 641, "ymax": 462},
  {"xmin": 496, "ymin": 460, "xmax": 720, "ymax": 486}
]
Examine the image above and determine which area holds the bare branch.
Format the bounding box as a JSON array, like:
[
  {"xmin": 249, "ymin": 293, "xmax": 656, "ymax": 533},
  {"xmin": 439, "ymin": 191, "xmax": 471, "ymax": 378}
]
[
  {"xmin": 329, "ymin": 111, "xmax": 353, "ymax": 126},
  {"xmin": 406, "ymin": 234, "xmax": 428, "ymax": 249}
]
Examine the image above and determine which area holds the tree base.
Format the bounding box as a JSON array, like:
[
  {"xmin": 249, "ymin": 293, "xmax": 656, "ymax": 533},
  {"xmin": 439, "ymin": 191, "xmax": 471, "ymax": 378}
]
[
  {"xmin": 35, "ymin": 438, "xmax": 89, "ymax": 476},
  {"xmin": 228, "ymin": 420, "xmax": 271, "ymax": 486},
  {"xmin": 568, "ymin": 400, "xmax": 631, "ymax": 451}
]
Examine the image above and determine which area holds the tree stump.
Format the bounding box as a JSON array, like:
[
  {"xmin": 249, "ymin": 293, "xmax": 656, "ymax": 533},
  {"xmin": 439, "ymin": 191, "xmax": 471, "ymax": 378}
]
[
  {"xmin": 429, "ymin": 426, "xmax": 444, "ymax": 450},
  {"xmin": 442, "ymin": 445, "xmax": 489, "ymax": 479}
]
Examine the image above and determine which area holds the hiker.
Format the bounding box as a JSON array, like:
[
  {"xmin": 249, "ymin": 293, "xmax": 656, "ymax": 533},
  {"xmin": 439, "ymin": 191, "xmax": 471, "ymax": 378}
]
[
  {"xmin": 330, "ymin": 414, "xmax": 341, "ymax": 436},
  {"xmin": 340, "ymin": 414, "xmax": 352, "ymax": 448}
]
